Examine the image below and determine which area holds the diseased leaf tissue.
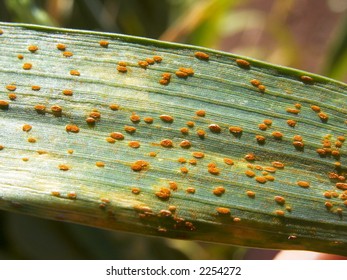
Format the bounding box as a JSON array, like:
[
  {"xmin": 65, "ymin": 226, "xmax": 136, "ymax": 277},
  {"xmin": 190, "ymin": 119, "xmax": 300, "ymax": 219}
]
[{"xmin": 0, "ymin": 23, "xmax": 346, "ymax": 255}]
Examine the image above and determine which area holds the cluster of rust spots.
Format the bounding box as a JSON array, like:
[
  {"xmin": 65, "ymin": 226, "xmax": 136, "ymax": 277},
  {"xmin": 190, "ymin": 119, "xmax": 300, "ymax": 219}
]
[
  {"xmin": 216, "ymin": 207, "xmax": 230, "ymax": 215},
  {"xmin": 99, "ymin": 40, "xmax": 109, "ymax": 48},
  {"xmin": 258, "ymin": 123, "xmax": 267, "ymax": 131},
  {"xmin": 144, "ymin": 116, "xmax": 154, "ymax": 124},
  {"xmin": 180, "ymin": 127, "xmax": 189, "ymax": 135},
  {"xmin": 300, "ymin": 75, "xmax": 314, "ymax": 84},
  {"xmin": 23, "ymin": 63, "xmax": 32, "ymax": 70},
  {"xmin": 148, "ymin": 151, "xmax": 157, "ymax": 157},
  {"xmin": 192, "ymin": 151, "xmax": 204, "ymax": 159},
  {"xmin": 131, "ymin": 160, "xmax": 149, "ymax": 172},
  {"xmin": 292, "ymin": 135, "xmax": 304, "ymax": 150},
  {"xmin": 178, "ymin": 157, "xmax": 187, "ymax": 164},
  {"xmin": 70, "ymin": 70, "xmax": 80, "ymax": 76},
  {"xmin": 255, "ymin": 176, "xmax": 267, "ymax": 184},
  {"xmin": 99, "ymin": 197, "xmax": 111, "ymax": 209},
  {"xmin": 146, "ymin": 57, "xmax": 155, "ymax": 65},
  {"xmin": 272, "ymin": 161, "xmax": 284, "ymax": 169},
  {"xmin": 297, "ymin": 181, "xmax": 310, "ymax": 188},
  {"xmin": 180, "ymin": 166, "xmax": 189, "ymax": 174},
  {"xmin": 6, "ymin": 84, "xmax": 16, "ymax": 91},
  {"xmin": 28, "ymin": 45, "xmax": 38, "ymax": 53},
  {"xmin": 109, "ymin": 104, "xmax": 119, "ymax": 111},
  {"xmin": 95, "ymin": 161, "xmax": 105, "ymax": 168},
  {"xmin": 159, "ymin": 72, "xmax": 171, "ymax": 85},
  {"xmin": 316, "ymin": 135, "xmax": 343, "ymax": 159},
  {"xmin": 155, "ymin": 188, "xmax": 171, "ymax": 200},
  {"xmin": 235, "ymin": 58, "xmax": 250, "ymax": 69},
  {"xmin": 209, "ymin": 123, "xmax": 221, "ymax": 133},
  {"xmin": 207, "ymin": 162, "xmax": 220, "ymax": 175},
  {"xmin": 274, "ymin": 196, "xmax": 286, "ymax": 205},
  {"xmin": 275, "ymin": 210, "xmax": 285, "ymax": 216},
  {"xmin": 34, "ymin": 104, "xmax": 46, "ymax": 114},
  {"xmin": 286, "ymin": 107, "xmax": 300, "ymax": 115},
  {"xmin": 152, "ymin": 55, "xmax": 162, "ymax": 63},
  {"xmin": 272, "ymin": 131, "xmax": 283, "ymax": 140},
  {"xmin": 67, "ymin": 191, "xmax": 77, "ymax": 199},
  {"xmin": 255, "ymin": 135, "xmax": 266, "ymax": 144},
  {"xmin": 86, "ymin": 110, "xmax": 99, "ymax": 125},
  {"xmin": 245, "ymin": 169, "xmax": 255, "ymax": 178},
  {"xmin": 129, "ymin": 112, "xmax": 140, "ymax": 123},
  {"xmin": 196, "ymin": 129, "xmax": 206, "ymax": 139},
  {"xmin": 213, "ymin": 186, "xmax": 225, "ymax": 196},
  {"xmin": 137, "ymin": 58, "xmax": 154, "ymax": 69},
  {"xmin": 56, "ymin": 43, "xmax": 66, "ymax": 51},
  {"xmin": 138, "ymin": 60, "xmax": 149, "ymax": 69},
  {"xmin": 263, "ymin": 119, "xmax": 272, "ymax": 126},
  {"xmin": 186, "ymin": 121, "xmax": 194, "ymax": 128},
  {"xmin": 229, "ymin": 126, "xmax": 243, "ymax": 137},
  {"xmin": 160, "ymin": 114, "xmax": 174, "ymax": 123},
  {"xmin": 117, "ymin": 61, "xmax": 127, "ymax": 73},
  {"xmin": 58, "ymin": 164, "xmax": 70, "ymax": 171},
  {"xmin": 131, "ymin": 187, "xmax": 141, "ymax": 194},
  {"xmin": 1, "ymin": 28, "xmax": 345, "ymax": 229},
  {"xmin": 318, "ymin": 112, "xmax": 329, "ymax": 123},
  {"xmin": 160, "ymin": 139, "xmax": 173, "ymax": 148},
  {"xmin": 51, "ymin": 105, "xmax": 63, "ymax": 117},
  {"xmin": 175, "ymin": 67, "xmax": 194, "ymax": 79},
  {"xmin": 8, "ymin": 93, "xmax": 16, "ymax": 100},
  {"xmin": 0, "ymin": 100, "xmax": 10, "ymax": 110},
  {"xmin": 194, "ymin": 51, "xmax": 209, "ymax": 60},
  {"xmin": 250, "ymin": 79, "xmax": 265, "ymax": 92},
  {"xmin": 110, "ymin": 132, "xmax": 124, "ymax": 140},
  {"xmin": 62, "ymin": 89, "xmax": 73, "ymax": 96},
  {"xmin": 310, "ymin": 105, "xmax": 329, "ymax": 123},
  {"xmin": 22, "ymin": 124, "xmax": 32, "ymax": 132},
  {"xmin": 128, "ymin": 141, "xmax": 140, "ymax": 148},
  {"xmin": 287, "ymin": 119, "xmax": 297, "ymax": 128},
  {"xmin": 246, "ymin": 190, "xmax": 255, "ymax": 198},
  {"xmin": 186, "ymin": 187, "xmax": 195, "ymax": 194},
  {"xmin": 179, "ymin": 140, "xmax": 191, "ymax": 149},
  {"xmin": 63, "ymin": 51, "xmax": 73, "ymax": 57},
  {"xmin": 244, "ymin": 153, "xmax": 256, "ymax": 161},
  {"xmin": 244, "ymin": 163, "xmax": 279, "ymax": 186},
  {"xmin": 195, "ymin": 109, "xmax": 206, "ymax": 117},
  {"xmin": 51, "ymin": 191, "xmax": 60, "ymax": 197},
  {"xmin": 336, "ymin": 183, "xmax": 347, "ymax": 191},
  {"xmin": 223, "ymin": 158, "xmax": 234, "ymax": 165},
  {"xmin": 311, "ymin": 105, "xmax": 321, "ymax": 112},
  {"xmin": 124, "ymin": 125, "xmax": 136, "ymax": 134},
  {"xmin": 168, "ymin": 181, "xmax": 178, "ymax": 191},
  {"xmin": 27, "ymin": 137, "xmax": 37, "ymax": 143}
]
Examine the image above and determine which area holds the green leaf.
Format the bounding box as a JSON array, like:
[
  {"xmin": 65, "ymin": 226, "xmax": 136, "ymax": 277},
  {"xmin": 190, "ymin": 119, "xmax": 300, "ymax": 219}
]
[{"xmin": 0, "ymin": 22, "xmax": 346, "ymax": 256}]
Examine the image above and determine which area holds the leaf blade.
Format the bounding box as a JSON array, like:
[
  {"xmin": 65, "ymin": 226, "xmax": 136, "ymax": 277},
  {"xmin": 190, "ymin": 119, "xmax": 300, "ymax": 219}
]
[{"xmin": 0, "ymin": 22, "xmax": 346, "ymax": 256}]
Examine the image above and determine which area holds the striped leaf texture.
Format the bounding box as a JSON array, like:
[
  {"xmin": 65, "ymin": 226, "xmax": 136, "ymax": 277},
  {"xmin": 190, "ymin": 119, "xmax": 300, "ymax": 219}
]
[{"xmin": 0, "ymin": 22, "xmax": 346, "ymax": 256}]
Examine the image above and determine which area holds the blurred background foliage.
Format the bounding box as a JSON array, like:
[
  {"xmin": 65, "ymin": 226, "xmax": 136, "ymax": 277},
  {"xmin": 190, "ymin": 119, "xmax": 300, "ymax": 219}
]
[{"xmin": 0, "ymin": 0, "xmax": 346, "ymax": 259}]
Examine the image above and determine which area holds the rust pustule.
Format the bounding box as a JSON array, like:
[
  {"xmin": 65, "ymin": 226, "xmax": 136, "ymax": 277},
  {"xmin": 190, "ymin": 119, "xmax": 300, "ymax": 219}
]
[
  {"xmin": 131, "ymin": 160, "xmax": 149, "ymax": 172},
  {"xmin": 194, "ymin": 51, "xmax": 209, "ymax": 60}
]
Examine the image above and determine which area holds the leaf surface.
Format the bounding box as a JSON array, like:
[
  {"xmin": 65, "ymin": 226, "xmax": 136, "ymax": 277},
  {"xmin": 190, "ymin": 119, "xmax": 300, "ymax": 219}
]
[{"xmin": 0, "ymin": 22, "xmax": 346, "ymax": 255}]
